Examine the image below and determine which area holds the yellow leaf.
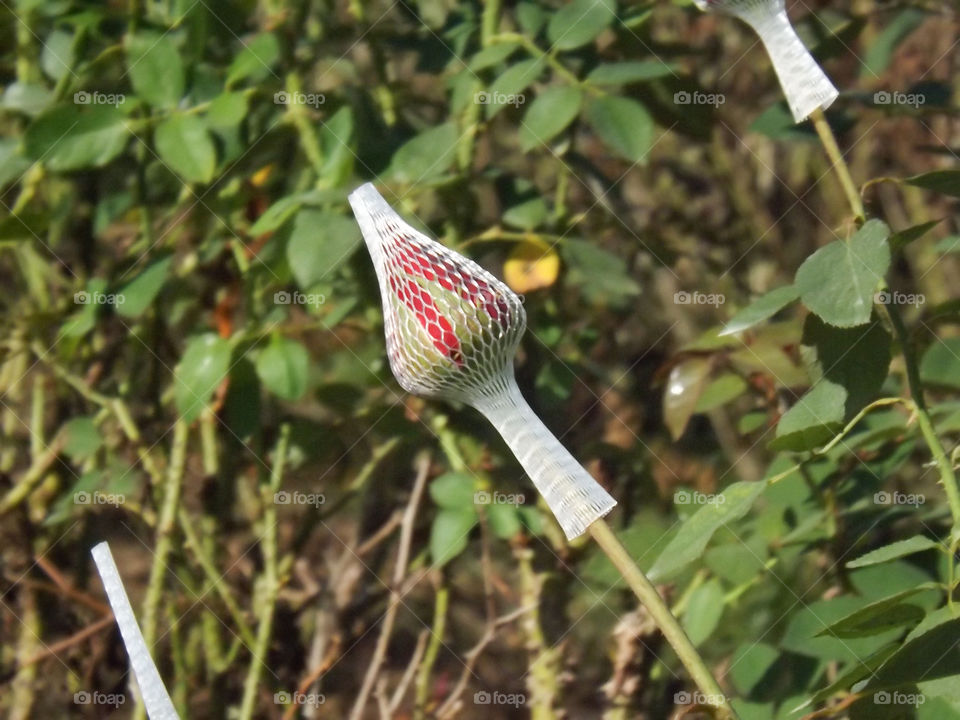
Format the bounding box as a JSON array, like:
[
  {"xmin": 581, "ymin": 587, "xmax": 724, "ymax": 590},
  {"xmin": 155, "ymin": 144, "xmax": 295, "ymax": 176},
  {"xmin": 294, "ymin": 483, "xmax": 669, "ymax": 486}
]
[
  {"xmin": 503, "ymin": 242, "xmax": 560, "ymax": 293},
  {"xmin": 250, "ymin": 164, "xmax": 274, "ymax": 187}
]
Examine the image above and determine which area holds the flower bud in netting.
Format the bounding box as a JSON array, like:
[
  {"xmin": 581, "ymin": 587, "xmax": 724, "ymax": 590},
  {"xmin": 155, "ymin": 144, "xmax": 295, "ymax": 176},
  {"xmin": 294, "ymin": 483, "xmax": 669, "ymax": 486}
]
[
  {"xmin": 695, "ymin": 0, "xmax": 838, "ymax": 122},
  {"xmin": 349, "ymin": 184, "xmax": 616, "ymax": 539}
]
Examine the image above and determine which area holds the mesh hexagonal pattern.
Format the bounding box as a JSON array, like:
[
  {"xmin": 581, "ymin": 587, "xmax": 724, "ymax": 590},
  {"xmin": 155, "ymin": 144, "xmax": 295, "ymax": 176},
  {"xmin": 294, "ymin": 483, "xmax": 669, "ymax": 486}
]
[
  {"xmin": 350, "ymin": 183, "xmax": 616, "ymax": 539},
  {"xmin": 695, "ymin": 0, "xmax": 837, "ymax": 122}
]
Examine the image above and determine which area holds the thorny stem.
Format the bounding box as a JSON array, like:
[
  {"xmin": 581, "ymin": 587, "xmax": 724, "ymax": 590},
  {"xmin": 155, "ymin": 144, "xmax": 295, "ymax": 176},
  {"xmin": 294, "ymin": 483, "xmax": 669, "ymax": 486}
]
[
  {"xmin": 134, "ymin": 420, "xmax": 188, "ymax": 720},
  {"xmin": 883, "ymin": 300, "xmax": 960, "ymax": 535},
  {"xmin": 587, "ymin": 519, "xmax": 740, "ymax": 720},
  {"xmin": 809, "ymin": 106, "xmax": 960, "ymax": 571},
  {"xmin": 414, "ymin": 585, "xmax": 449, "ymax": 719},
  {"xmin": 238, "ymin": 423, "xmax": 291, "ymax": 720},
  {"xmin": 808, "ymin": 108, "xmax": 864, "ymax": 223}
]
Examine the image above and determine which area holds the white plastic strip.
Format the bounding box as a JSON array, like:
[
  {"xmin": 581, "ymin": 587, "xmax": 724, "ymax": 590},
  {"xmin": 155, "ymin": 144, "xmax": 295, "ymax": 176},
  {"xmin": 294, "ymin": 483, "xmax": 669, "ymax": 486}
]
[
  {"xmin": 91, "ymin": 542, "xmax": 180, "ymax": 720},
  {"xmin": 750, "ymin": 9, "xmax": 838, "ymax": 122}
]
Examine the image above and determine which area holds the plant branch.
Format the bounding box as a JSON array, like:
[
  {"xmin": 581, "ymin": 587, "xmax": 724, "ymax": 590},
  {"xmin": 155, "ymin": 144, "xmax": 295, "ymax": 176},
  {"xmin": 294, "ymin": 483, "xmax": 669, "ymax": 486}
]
[
  {"xmin": 808, "ymin": 108, "xmax": 864, "ymax": 223},
  {"xmin": 587, "ymin": 519, "xmax": 739, "ymax": 720},
  {"xmin": 349, "ymin": 451, "xmax": 431, "ymax": 720},
  {"xmin": 238, "ymin": 422, "xmax": 291, "ymax": 720}
]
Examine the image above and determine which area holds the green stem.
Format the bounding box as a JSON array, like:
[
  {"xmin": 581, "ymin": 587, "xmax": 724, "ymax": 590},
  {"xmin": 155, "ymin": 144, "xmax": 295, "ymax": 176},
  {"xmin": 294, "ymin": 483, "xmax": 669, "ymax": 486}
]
[
  {"xmin": 481, "ymin": 0, "xmax": 502, "ymax": 46},
  {"xmin": 238, "ymin": 423, "xmax": 291, "ymax": 720},
  {"xmin": 135, "ymin": 420, "xmax": 189, "ymax": 720},
  {"xmin": 809, "ymin": 107, "xmax": 960, "ymax": 540},
  {"xmin": 588, "ymin": 519, "xmax": 739, "ymax": 720},
  {"xmin": 884, "ymin": 300, "xmax": 960, "ymax": 533},
  {"xmin": 414, "ymin": 585, "xmax": 449, "ymax": 719},
  {"xmin": 491, "ymin": 33, "xmax": 586, "ymax": 90},
  {"xmin": 808, "ymin": 108, "xmax": 864, "ymax": 223}
]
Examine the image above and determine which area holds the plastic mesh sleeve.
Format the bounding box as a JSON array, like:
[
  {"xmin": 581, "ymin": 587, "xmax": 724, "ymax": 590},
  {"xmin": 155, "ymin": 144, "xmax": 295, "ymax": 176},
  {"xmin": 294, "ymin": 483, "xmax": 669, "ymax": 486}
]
[
  {"xmin": 91, "ymin": 542, "xmax": 180, "ymax": 720},
  {"xmin": 474, "ymin": 379, "xmax": 616, "ymax": 539},
  {"xmin": 349, "ymin": 183, "xmax": 617, "ymax": 539},
  {"xmin": 695, "ymin": 0, "xmax": 837, "ymax": 122}
]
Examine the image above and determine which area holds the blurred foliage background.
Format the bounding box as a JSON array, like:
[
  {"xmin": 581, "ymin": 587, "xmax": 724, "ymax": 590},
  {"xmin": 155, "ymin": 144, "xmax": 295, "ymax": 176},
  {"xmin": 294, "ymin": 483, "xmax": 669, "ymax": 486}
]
[{"xmin": 1, "ymin": 0, "xmax": 960, "ymax": 718}]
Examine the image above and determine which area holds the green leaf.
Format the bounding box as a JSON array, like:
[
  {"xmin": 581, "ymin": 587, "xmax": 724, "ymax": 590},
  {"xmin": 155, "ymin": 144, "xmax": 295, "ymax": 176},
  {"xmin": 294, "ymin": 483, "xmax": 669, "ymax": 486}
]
[
  {"xmin": 865, "ymin": 617, "xmax": 960, "ymax": 689},
  {"xmin": 547, "ymin": 0, "xmax": 616, "ymax": 51},
  {"xmin": 586, "ymin": 60, "xmax": 677, "ymax": 85},
  {"xmin": 502, "ymin": 197, "xmax": 548, "ymax": 230},
  {"xmin": 649, "ymin": 481, "xmax": 767, "ymax": 581},
  {"xmin": 519, "ymin": 86, "xmax": 582, "ymax": 151},
  {"xmin": 889, "ymin": 219, "xmax": 941, "ymax": 252},
  {"xmin": 861, "ymin": 9, "xmax": 927, "ymax": 79},
  {"xmin": 61, "ymin": 417, "xmax": 103, "ymax": 460},
  {"xmin": 935, "ymin": 236, "xmax": 960, "ymax": 255},
  {"xmin": 468, "ymin": 42, "xmax": 519, "ymax": 71},
  {"xmin": 224, "ymin": 358, "xmax": 261, "ymax": 440},
  {"xmin": 730, "ymin": 643, "xmax": 780, "ymax": 695},
  {"xmin": 907, "ymin": 170, "xmax": 960, "ymax": 199},
  {"xmin": 773, "ymin": 315, "xmax": 891, "ymax": 451},
  {"xmin": 155, "ymin": 114, "xmax": 217, "ymax": 184},
  {"xmin": 2, "ymin": 82, "xmax": 53, "ymax": 116},
  {"xmin": 206, "ymin": 92, "xmax": 249, "ymax": 129},
  {"xmin": 695, "ymin": 373, "xmax": 748, "ymax": 413},
  {"xmin": 682, "ymin": 578, "xmax": 725, "ymax": 645},
  {"xmin": 173, "ymin": 334, "xmax": 232, "ymax": 422},
  {"xmin": 517, "ymin": 1, "xmax": 548, "ymax": 34},
  {"xmin": 750, "ymin": 103, "xmax": 817, "ymax": 142},
  {"xmin": 720, "ymin": 285, "xmax": 800, "ymax": 336},
  {"xmin": 389, "ymin": 122, "xmax": 459, "ymax": 183},
  {"xmin": 920, "ymin": 337, "xmax": 960, "ymax": 390},
  {"xmin": 483, "ymin": 58, "xmax": 543, "ymax": 120},
  {"xmin": 226, "ymin": 33, "xmax": 280, "ymax": 86},
  {"xmin": 561, "ymin": 239, "xmax": 641, "ymax": 307},
  {"xmin": 0, "ymin": 138, "xmax": 31, "ymax": 185},
  {"xmin": 794, "ymin": 219, "xmax": 891, "ymax": 327},
  {"xmin": 486, "ymin": 502, "xmax": 523, "ymax": 539},
  {"xmin": 430, "ymin": 508, "xmax": 477, "ymax": 566},
  {"xmin": 116, "ymin": 256, "xmax": 173, "ymax": 318},
  {"xmin": 41, "ymin": 29, "xmax": 74, "ymax": 82},
  {"xmin": 429, "ymin": 472, "xmax": 476, "ymax": 509},
  {"xmin": 286, "ymin": 209, "xmax": 361, "ymax": 289},
  {"xmin": 256, "ymin": 336, "xmax": 310, "ymax": 401},
  {"xmin": 319, "ymin": 107, "xmax": 355, "ymax": 186},
  {"xmin": 584, "ymin": 95, "xmax": 654, "ymax": 164},
  {"xmin": 847, "ymin": 536, "xmax": 942, "ymax": 569},
  {"xmin": 816, "ymin": 586, "xmax": 936, "ymax": 639},
  {"xmin": 25, "ymin": 105, "xmax": 128, "ymax": 171},
  {"xmin": 126, "ymin": 32, "xmax": 184, "ymax": 108},
  {"xmin": 249, "ymin": 195, "xmax": 304, "ymax": 236}
]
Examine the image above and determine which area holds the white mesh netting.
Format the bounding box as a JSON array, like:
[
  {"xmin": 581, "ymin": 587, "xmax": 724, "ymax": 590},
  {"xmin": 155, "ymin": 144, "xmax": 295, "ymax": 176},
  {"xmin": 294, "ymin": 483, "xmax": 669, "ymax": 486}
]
[
  {"xmin": 695, "ymin": 0, "xmax": 838, "ymax": 122},
  {"xmin": 349, "ymin": 183, "xmax": 616, "ymax": 539}
]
